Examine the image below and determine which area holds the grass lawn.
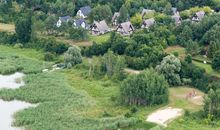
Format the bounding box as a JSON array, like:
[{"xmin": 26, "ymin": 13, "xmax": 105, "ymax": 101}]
[
  {"xmin": 89, "ymin": 33, "xmax": 111, "ymax": 43},
  {"xmin": 165, "ymin": 46, "xmax": 186, "ymax": 59},
  {"xmin": 193, "ymin": 61, "xmax": 220, "ymax": 78},
  {"xmin": 0, "ymin": 23, "xmax": 15, "ymax": 32}
]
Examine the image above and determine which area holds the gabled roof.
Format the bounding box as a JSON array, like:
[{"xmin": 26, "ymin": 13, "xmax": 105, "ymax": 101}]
[
  {"xmin": 112, "ymin": 12, "xmax": 120, "ymax": 22},
  {"xmin": 59, "ymin": 16, "xmax": 71, "ymax": 22},
  {"xmin": 196, "ymin": 11, "xmax": 205, "ymax": 20},
  {"xmin": 143, "ymin": 18, "xmax": 155, "ymax": 27},
  {"xmin": 79, "ymin": 6, "xmax": 92, "ymax": 16},
  {"xmin": 118, "ymin": 21, "xmax": 134, "ymax": 33},
  {"xmin": 141, "ymin": 9, "xmax": 155, "ymax": 17},
  {"xmin": 74, "ymin": 19, "xmax": 88, "ymax": 27},
  {"xmin": 93, "ymin": 20, "xmax": 109, "ymax": 32}
]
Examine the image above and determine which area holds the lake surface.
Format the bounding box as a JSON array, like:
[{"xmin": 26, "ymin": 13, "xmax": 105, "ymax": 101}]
[
  {"xmin": 0, "ymin": 72, "xmax": 36, "ymax": 130},
  {"xmin": 0, "ymin": 99, "xmax": 35, "ymax": 130},
  {"xmin": 0, "ymin": 72, "xmax": 25, "ymax": 89}
]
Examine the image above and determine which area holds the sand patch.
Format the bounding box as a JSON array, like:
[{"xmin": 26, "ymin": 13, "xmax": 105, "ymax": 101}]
[{"xmin": 146, "ymin": 107, "xmax": 183, "ymax": 127}]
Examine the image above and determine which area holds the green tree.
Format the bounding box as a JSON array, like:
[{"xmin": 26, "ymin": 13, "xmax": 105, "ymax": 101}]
[
  {"xmin": 163, "ymin": 2, "xmax": 172, "ymax": 15},
  {"xmin": 118, "ymin": 5, "xmax": 129, "ymax": 23},
  {"xmin": 212, "ymin": 50, "xmax": 220, "ymax": 70},
  {"xmin": 101, "ymin": 51, "xmax": 126, "ymax": 80},
  {"xmin": 204, "ymin": 88, "xmax": 220, "ymax": 118},
  {"xmin": 130, "ymin": 13, "xmax": 142, "ymax": 28},
  {"xmin": 120, "ymin": 68, "xmax": 169, "ymax": 106},
  {"xmin": 69, "ymin": 27, "xmax": 88, "ymax": 41},
  {"xmin": 89, "ymin": 5, "xmax": 112, "ymax": 23},
  {"xmin": 156, "ymin": 55, "xmax": 182, "ymax": 86},
  {"xmin": 15, "ymin": 14, "xmax": 32, "ymax": 43},
  {"xmin": 186, "ymin": 40, "xmax": 200, "ymax": 56},
  {"xmin": 177, "ymin": 25, "xmax": 193, "ymax": 46},
  {"xmin": 64, "ymin": 45, "xmax": 82, "ymax": 68}
]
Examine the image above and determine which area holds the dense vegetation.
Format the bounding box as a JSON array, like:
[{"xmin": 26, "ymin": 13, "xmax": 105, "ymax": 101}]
[{"xmin": 0, "ymin": 0, "xmax": 220, "ymax": 130}]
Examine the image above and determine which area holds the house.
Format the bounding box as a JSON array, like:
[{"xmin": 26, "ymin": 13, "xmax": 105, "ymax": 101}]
[
  {"xmin": 172, "ymin": 12, "xmax": 181, "ymax": 25},
  {"xmin": 73, "ymin": 19, "xmax": 89, "ymax": 29},
  {"xmin": 112, "ymin": 12, "xmax": 120, "ymax": 26},
  {"xmin": 141, "ymin": 18, "xmax": 155, "ymax": 28},
  {"xmin": 91, "ymin": 20, "xmax": 110, "ymax": 35},
  {"xmin": 56, "ymin": 16, "xmax": 71, "ymax": 27},
  {"xmin": 116, "ymin": 21, "xmax": 135, "ymax": 36},
  {"xmin": 141, "ymin": 9, "xmax": 155, "ymax": 18},
  {"xmin": 192, "ymin": 11, "xmax": 205, "ymax": 22},
  {"xmin": 76, "ymin": 6, "xmax": 92, "ymax": 18}
]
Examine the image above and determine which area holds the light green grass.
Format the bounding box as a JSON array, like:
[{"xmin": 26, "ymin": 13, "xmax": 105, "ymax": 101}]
[
  {"xmin": 89, "ymin": 33, "xmax": 111, "ymax": 43},
  {"xmin": 0, "ymin": 45, "xmax": 45, "ymax": 60},
  {"xmin": 165, "ymin": 46, "xmax": 186, "ymax": 59},
  {"xmin": 193, "ymin": 61, "xmax": 220, "ymax": 78}
]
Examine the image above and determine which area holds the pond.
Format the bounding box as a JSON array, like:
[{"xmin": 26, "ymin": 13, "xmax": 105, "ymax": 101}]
[
  {"xmin": 0, "ymin": 72, "xmax": 36, "ymax": 130},
  {"xmin": 0, "ymin": 99, "xmax": 36, "ymax": 130},
  {"xmin": 0, "ymin": 72, "xmax": 25, "ymax": 89}
]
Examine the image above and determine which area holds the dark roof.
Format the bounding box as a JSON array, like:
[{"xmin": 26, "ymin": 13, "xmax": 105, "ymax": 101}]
[
  {"xmin": 59, "ymin": 16, "xmax": 71, "ymax": 22},
  {"xmin": 79, "ymin": 6, "xmax": 92, "ymax": 16},
  {"xmin": 74, "ymin": 19, "xmax": 88, "ymax": 27}
]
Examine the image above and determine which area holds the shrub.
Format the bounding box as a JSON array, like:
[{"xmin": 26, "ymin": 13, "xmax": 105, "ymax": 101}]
[
  {"xmin": 64, "ymin": 46, "xmax": 82, "ymax": 67},
  {"xmin": 44, "ymin": 52, "xmax": 55, "ymax": 61}
]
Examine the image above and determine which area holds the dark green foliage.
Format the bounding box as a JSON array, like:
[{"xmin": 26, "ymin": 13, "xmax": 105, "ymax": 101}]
[
  {"xmin": 212, "ymin": 50, "xmax": 220, "ymax": 71},
  {"xmin": 185, "ymin": 54, "xmax": 192, "ymax": 63},
  {"xmin": 204, "ymin": 87, "xmax": 220, "ymax": 119},
  {"xmin": 44, "ymin": 52, "xmax": 55, "ymax": 61},
  {"xmin": 120, "ymin": 68, "xmax": 169, "ymax": 106},
  {"xmin": 91, "ymin": 51, "xmax": 126, "ymax": 80},
  {"xmin": 117, "ymin": 5, "xmax": 129, "ymax": 23},
  {"xmin": 180, "ymin": 61, "xmax": 209, "ymax": 92},
  {"xmin": 69, "ymin": 27, "xmax": 89, "ymax": 41},
  {"xmin": 89, "ymin": 5, "xmax": 112, "ymax": 23},
  {"xmin": 29, "ymin": 38, "xmax": 69, "ymax": 54},
  {"xmin": 15, "ymin": 14, "xmax": 32, "ymax": 43},
  {"xmin": 0, "ymin": 32, "xmax": 17, "ymax": 44}
]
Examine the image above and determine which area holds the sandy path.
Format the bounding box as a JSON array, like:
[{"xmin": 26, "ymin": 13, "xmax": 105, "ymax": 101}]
[{"xmin": 146, "ymin": 107, "xmax": 183, "ymax": 127}]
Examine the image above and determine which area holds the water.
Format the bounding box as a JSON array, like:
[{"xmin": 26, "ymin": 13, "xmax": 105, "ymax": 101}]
[
  {"xmin": 0, "ymin": 72, "xmax": 36, "ymax": 130},
  {"xmin": 0, "ymin": 72, "xmax": 25, "ymax": 89},
  {"xmin": 0, "ymin": 99, "xmax": 35, "ymax": 130}
]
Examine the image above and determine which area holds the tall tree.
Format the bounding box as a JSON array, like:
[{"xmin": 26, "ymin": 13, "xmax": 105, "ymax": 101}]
[
  {"xmin": 15, "ymin": 13, "xmax": 32, "ymax": 43},
  {"xmin": 117, "ymin": 5, "xmax": 129, "ymax": 23},
  {"xmin": 156, "ymin": 55, "xmax": 182, "ymax": 86},
  {"xmin": 120, "ymin": 68, "xmax": 169, "ymax": 106}
]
